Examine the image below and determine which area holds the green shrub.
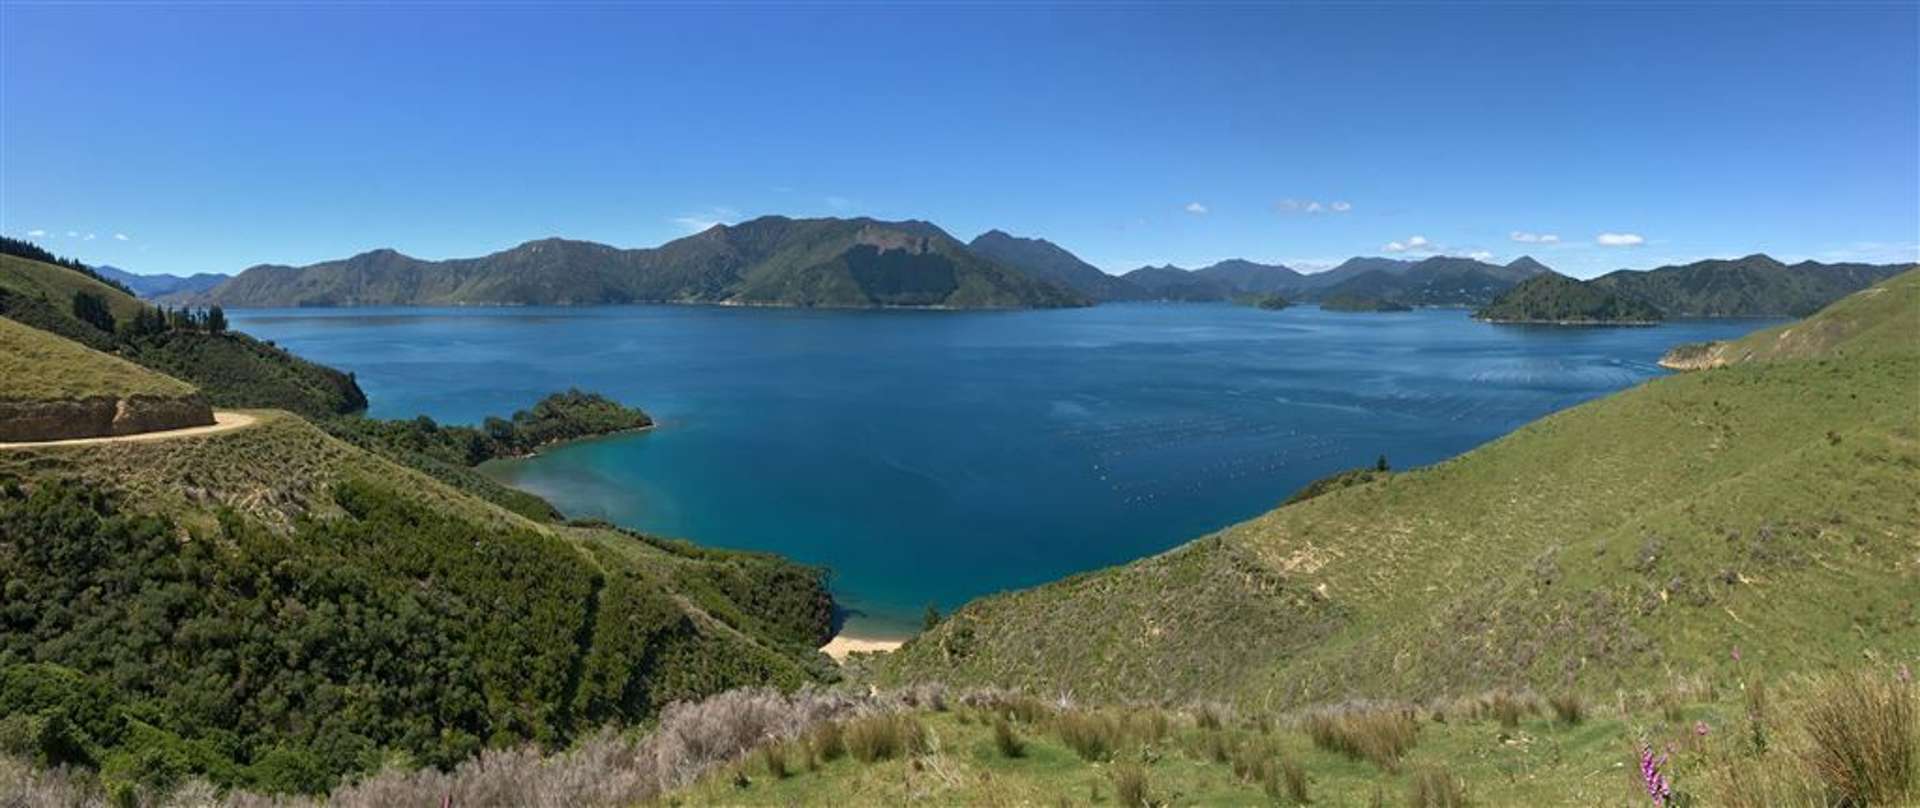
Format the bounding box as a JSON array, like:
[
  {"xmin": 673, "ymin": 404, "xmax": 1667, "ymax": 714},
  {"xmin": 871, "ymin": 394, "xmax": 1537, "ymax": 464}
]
[{"xmin": 759, "ymin": 744, "xmax": 789, "ymax": 779}]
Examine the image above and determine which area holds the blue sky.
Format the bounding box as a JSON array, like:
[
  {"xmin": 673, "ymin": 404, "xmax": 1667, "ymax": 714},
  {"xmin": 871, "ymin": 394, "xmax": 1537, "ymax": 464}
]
[{"xmin": 2, "ymin": 3, "xmax": 1915, "ymax": 279}]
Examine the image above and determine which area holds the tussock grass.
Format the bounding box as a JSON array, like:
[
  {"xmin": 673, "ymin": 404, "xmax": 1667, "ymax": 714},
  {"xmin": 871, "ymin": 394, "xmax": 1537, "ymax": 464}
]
[
  {"xmin": 1797, "ymin": 669, "xmax": 1916, "ymax": 805},
  {"xmin": 1109, "ymin": 762, "xmax": 1150, "ymax": 807},
  {"xmin": 845, "ymin": 713, "xmax": 927, "ymax": 763},
  {"xmin": 1054, "ymin": 711, "xmax": 1122, "ymax": 762},
  {"xmin": 1407, "ymin": 765, "xmax": 1470, "ymax": 807},
  {"xmin": 1548, "ymin": 692, "xmax": 1585, "ymax": 726},
  {"xmin": 1306, "ymin": 704, "xmax": 1420, "ymax": 771},
  {"xmin": 991, "ymin": 714, "xmax": 1025, "ymax": 758}
]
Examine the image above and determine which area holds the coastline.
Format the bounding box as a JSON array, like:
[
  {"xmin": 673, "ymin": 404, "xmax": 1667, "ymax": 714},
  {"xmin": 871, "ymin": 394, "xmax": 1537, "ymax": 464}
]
[{"xmin": 820, "ymin": 632, "xmax": 906, "ymax": 662}]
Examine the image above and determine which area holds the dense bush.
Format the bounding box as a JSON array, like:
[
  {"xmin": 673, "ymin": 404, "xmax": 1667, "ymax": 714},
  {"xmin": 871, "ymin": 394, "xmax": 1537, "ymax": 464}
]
[{"xmin": 0, "ymin": 477, "xmax": 816, "ymax": 794}]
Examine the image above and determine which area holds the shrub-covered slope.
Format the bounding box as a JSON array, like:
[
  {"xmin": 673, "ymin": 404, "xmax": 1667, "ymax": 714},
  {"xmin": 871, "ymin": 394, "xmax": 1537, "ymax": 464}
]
[
  {"xmin": 878, "ymin": 270, "xmax": 1920, "ymax": 706},
  {"xmin": 0, "ymin": 408, "xmax": 832, "ymax": 794}
]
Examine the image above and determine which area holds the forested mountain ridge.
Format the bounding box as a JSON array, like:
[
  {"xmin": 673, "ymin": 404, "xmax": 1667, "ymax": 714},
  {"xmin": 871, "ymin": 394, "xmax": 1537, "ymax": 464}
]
[
  {"xmin": 1590, "ymin": 253, "xmax": 1907, "ymax": 317},
  {"xmin": 189, "ymin": 217, "xmax": 1087, "ymax": 309},
  {"xmin": 1474, "ymin": 273, "xmax": 1664, "ymax": 324}
]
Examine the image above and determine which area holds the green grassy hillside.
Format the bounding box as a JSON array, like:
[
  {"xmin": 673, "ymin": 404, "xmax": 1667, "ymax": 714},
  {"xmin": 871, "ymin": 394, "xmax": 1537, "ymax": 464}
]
[
  {"xmin": 0, "ymin": 317, "xmax": 196, "ymax": 402},
  {"xmin": 878, "ymin": 270, "xmax": 1920, "ymax": 707},
  {"xmin": 0, "ymin": 253, "xmax": 366, "ymax": 417},
  {"xmin": 0, "ymin": 403, "xmax": 832, "ymax": 794}
]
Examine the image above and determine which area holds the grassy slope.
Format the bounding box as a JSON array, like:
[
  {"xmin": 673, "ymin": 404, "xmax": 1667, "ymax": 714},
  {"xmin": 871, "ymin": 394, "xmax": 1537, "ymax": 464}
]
[
  {"xmin": 1669, "ymin": 269, "xmax": 1920, "ymax": 367},
  {"xmin": 668, "ymin": 697, "xmax": 1754, "ymax": 807},
  {"xmin": 880, "ymin": 270, "xmax": 1920, "ymax": 707},
  {"xmin": 0, "ymin": 254, "xmax": 367, "ymax": 417},
  {"xmin": 0, "ymin": 254, "xmax": 149, "ymax": 325},
  {"xmin": 0, "ymin": 316, "xmax": 197, "ymax": 401}
]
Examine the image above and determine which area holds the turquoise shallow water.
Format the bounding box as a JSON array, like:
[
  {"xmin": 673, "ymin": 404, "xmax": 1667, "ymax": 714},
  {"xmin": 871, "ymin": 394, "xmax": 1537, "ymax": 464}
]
[{"xmin": 230, "ymin": 303, "xmax": 1778, "ymax": 638}]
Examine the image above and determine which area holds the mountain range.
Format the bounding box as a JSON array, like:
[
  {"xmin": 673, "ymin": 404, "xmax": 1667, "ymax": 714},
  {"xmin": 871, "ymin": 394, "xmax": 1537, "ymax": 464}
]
[
  {"xmin": 182, "ymin": 216, "xmax": 1085, "ymax": 310},
  {"xmin": 174, "ymin": 216, "xmax": 1912, "ymax": 317},
  {"xmin": 95, "ymin": 264, "xmax": 229, "ymax": 300}
]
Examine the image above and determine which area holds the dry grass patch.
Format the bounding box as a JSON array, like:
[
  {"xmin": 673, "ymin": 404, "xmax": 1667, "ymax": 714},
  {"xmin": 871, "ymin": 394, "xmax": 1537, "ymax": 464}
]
[
  {"xmin": 1407, "ymin": 765, "xmax": 1470, "ymax": 807},
  {"xmin": 845, "ymin": 713, "xmax": 927, "ymax": 763},
  {"xmin": 1306, "ymin": 704, "xmax": 1421, "ymax": 771},
  {"xmin": 1797, "ymin": 669, "xmax": 1916, "ymax": 805}
]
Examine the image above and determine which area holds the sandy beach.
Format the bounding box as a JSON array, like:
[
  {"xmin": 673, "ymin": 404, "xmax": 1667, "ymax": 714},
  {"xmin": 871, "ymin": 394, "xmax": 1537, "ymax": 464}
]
[{"xmin": 820, "ymin": 634, "xmax": 905, "ymax": 662}]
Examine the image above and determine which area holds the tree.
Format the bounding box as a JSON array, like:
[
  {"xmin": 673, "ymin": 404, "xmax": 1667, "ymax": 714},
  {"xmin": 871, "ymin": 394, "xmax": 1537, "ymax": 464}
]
[
  {"xmin": 206, "ymin": 306, "xmax": 228, "ymax": 334},
  {"xmin": 70, "ymin": 292, "xmax": 115, "ymax": 333},
  {"xmin": 1376, "ymin": 454, "xmax": 1390, "ymax": 472},
  {"xmin": 922, "ymin": 603, "xmax": 942, "ymax": 632}
]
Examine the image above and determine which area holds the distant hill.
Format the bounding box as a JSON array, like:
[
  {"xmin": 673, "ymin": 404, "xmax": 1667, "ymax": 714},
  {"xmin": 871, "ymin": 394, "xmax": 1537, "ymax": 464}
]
[
  {"xmin": 1319, "ymin": 294, "xmax": 1412, "ymax": 312},
  {"xmin": 191, "ymin": 217, "xmax": 1087, "ymax": 310},
  {"xmin": 1474, "ymin": 273, "xmax": 1663, "ymax": 324},
  {"xmin": 966, "ymin": 230, "xmax": 1146, "ymax": 302},
  {"xmin": 1314, "ymin": 255, "xmax": 1554, "ymax": 307},
  {"xmin": 877, "ymin": 268, "xmax": 1920, "ymax": 706},
  {"xmin": 95, "ymin": 264, "xmax": 230, "ymax": 300},
  {"xmin": 1120, "ymin": 265, "xmax": 1241, "ymax": 301},
  {"xmin": 1590, "ymin": 253, "xmax": 1907, "ymax": 317},
  {"xmin": 1192, "ymin": 259, "xmax": 1302, "ymax": 295}
]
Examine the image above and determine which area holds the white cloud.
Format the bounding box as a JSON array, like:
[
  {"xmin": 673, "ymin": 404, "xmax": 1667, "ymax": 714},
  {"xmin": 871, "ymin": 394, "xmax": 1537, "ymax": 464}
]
[
  {"xmin": 671, "ymin": 205, "xmax": 740, "ymax": 233},
  {"xmin": 113, "ymin": 233, "xmax": 130, "ymax": 241},
  {"xmin": 1467, "ymin": 250, "xmax": 1495, "ymax": 261},
  {"xmin": 1184, "ymin": 202, "xmax": 1209, "ymax": 215},
  {"xmin": 83, "ymin": 233, "xmax": 96, "ymax": 241},
  {"xmin": 1510, "ymin": 231, "xmax": 1560, "ymax": 244},
  {"xmin": 825, "ymin": 195, "xmax": 853, "ymax": 211},
  {"xmin": 1384, "ymin": 235, "xmax": 1431, "ymax": 253},
  {"xmin": 1277, "ymin": 198, "xmax": 1351, "ymax": 215},
  {"xmin": 65, "ymin": 231, "xmax": 78, "ymax": 238},
  {"xmin": 1596, "ymin": 232, "xmax": 1646, "ymax": 247},
  {"xmin": 26, "ymin": 229, "xmax": 45, "ymax": 237}
]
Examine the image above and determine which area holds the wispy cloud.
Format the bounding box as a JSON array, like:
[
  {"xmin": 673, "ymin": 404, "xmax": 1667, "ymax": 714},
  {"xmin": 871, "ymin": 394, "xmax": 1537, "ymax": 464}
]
[
  {"xmin": 1596, "ymin": 232, "xmax": 1646, "ymax": 247},
  {"xmin": 65, "ymin": 231, "xmax": 78, "ymax": 238},
  {"xmin": 113, "ymin": 233, "xmax": 130, "ymax": 241},
  {"xmin": 1467, "ymin": 250, "xmax": 1494, "ymax": 261},
  {"xmin": 671, "ymin": 205, "xmax": 740, "ymax": 233},
  {"xmin": 825, "ymin": 195, "xmax": 854, "ymax": 211},
  {"xmin": 1277, "ymin": 198, "xmax": 1352, "ymax": 215},
  {"xmin": 1184, "ymin": 202, "xmax": 1209, "ymax": 215},
  {"xmin": 83, "ymin": 233, "xmax": 96, "ymax": 241},
  {"xmin": 1384, "ymin": 235, "xmax": 1431, "ymax": 253},
  {"xmin": 1510, "ymin": 231, "xmax": 1560, "ymax": 244},
  {"xmin": 26, "ymin": 229, "xmax": 45, "ymax": 237}
]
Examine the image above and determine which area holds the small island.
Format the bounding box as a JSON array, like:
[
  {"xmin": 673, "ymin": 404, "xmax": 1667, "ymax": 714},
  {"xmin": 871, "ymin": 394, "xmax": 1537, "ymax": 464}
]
[
  {"xmin": 1474, "ymin": 274, "xmax": 1662, "ymax": 325},
  {"xmin": 1320, "ymin": 295, "xmax": 1413, "ymax": 312},
  {"xmin": 1234, "ymin": 292, "xmax": 1292, "ymax": 310}
]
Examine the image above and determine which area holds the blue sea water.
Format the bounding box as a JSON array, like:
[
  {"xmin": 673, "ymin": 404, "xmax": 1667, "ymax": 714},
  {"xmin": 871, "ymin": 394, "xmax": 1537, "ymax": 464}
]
[{"xmin": 229, "ymin": 303, "xmax": 1778, "ymax": 638}]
